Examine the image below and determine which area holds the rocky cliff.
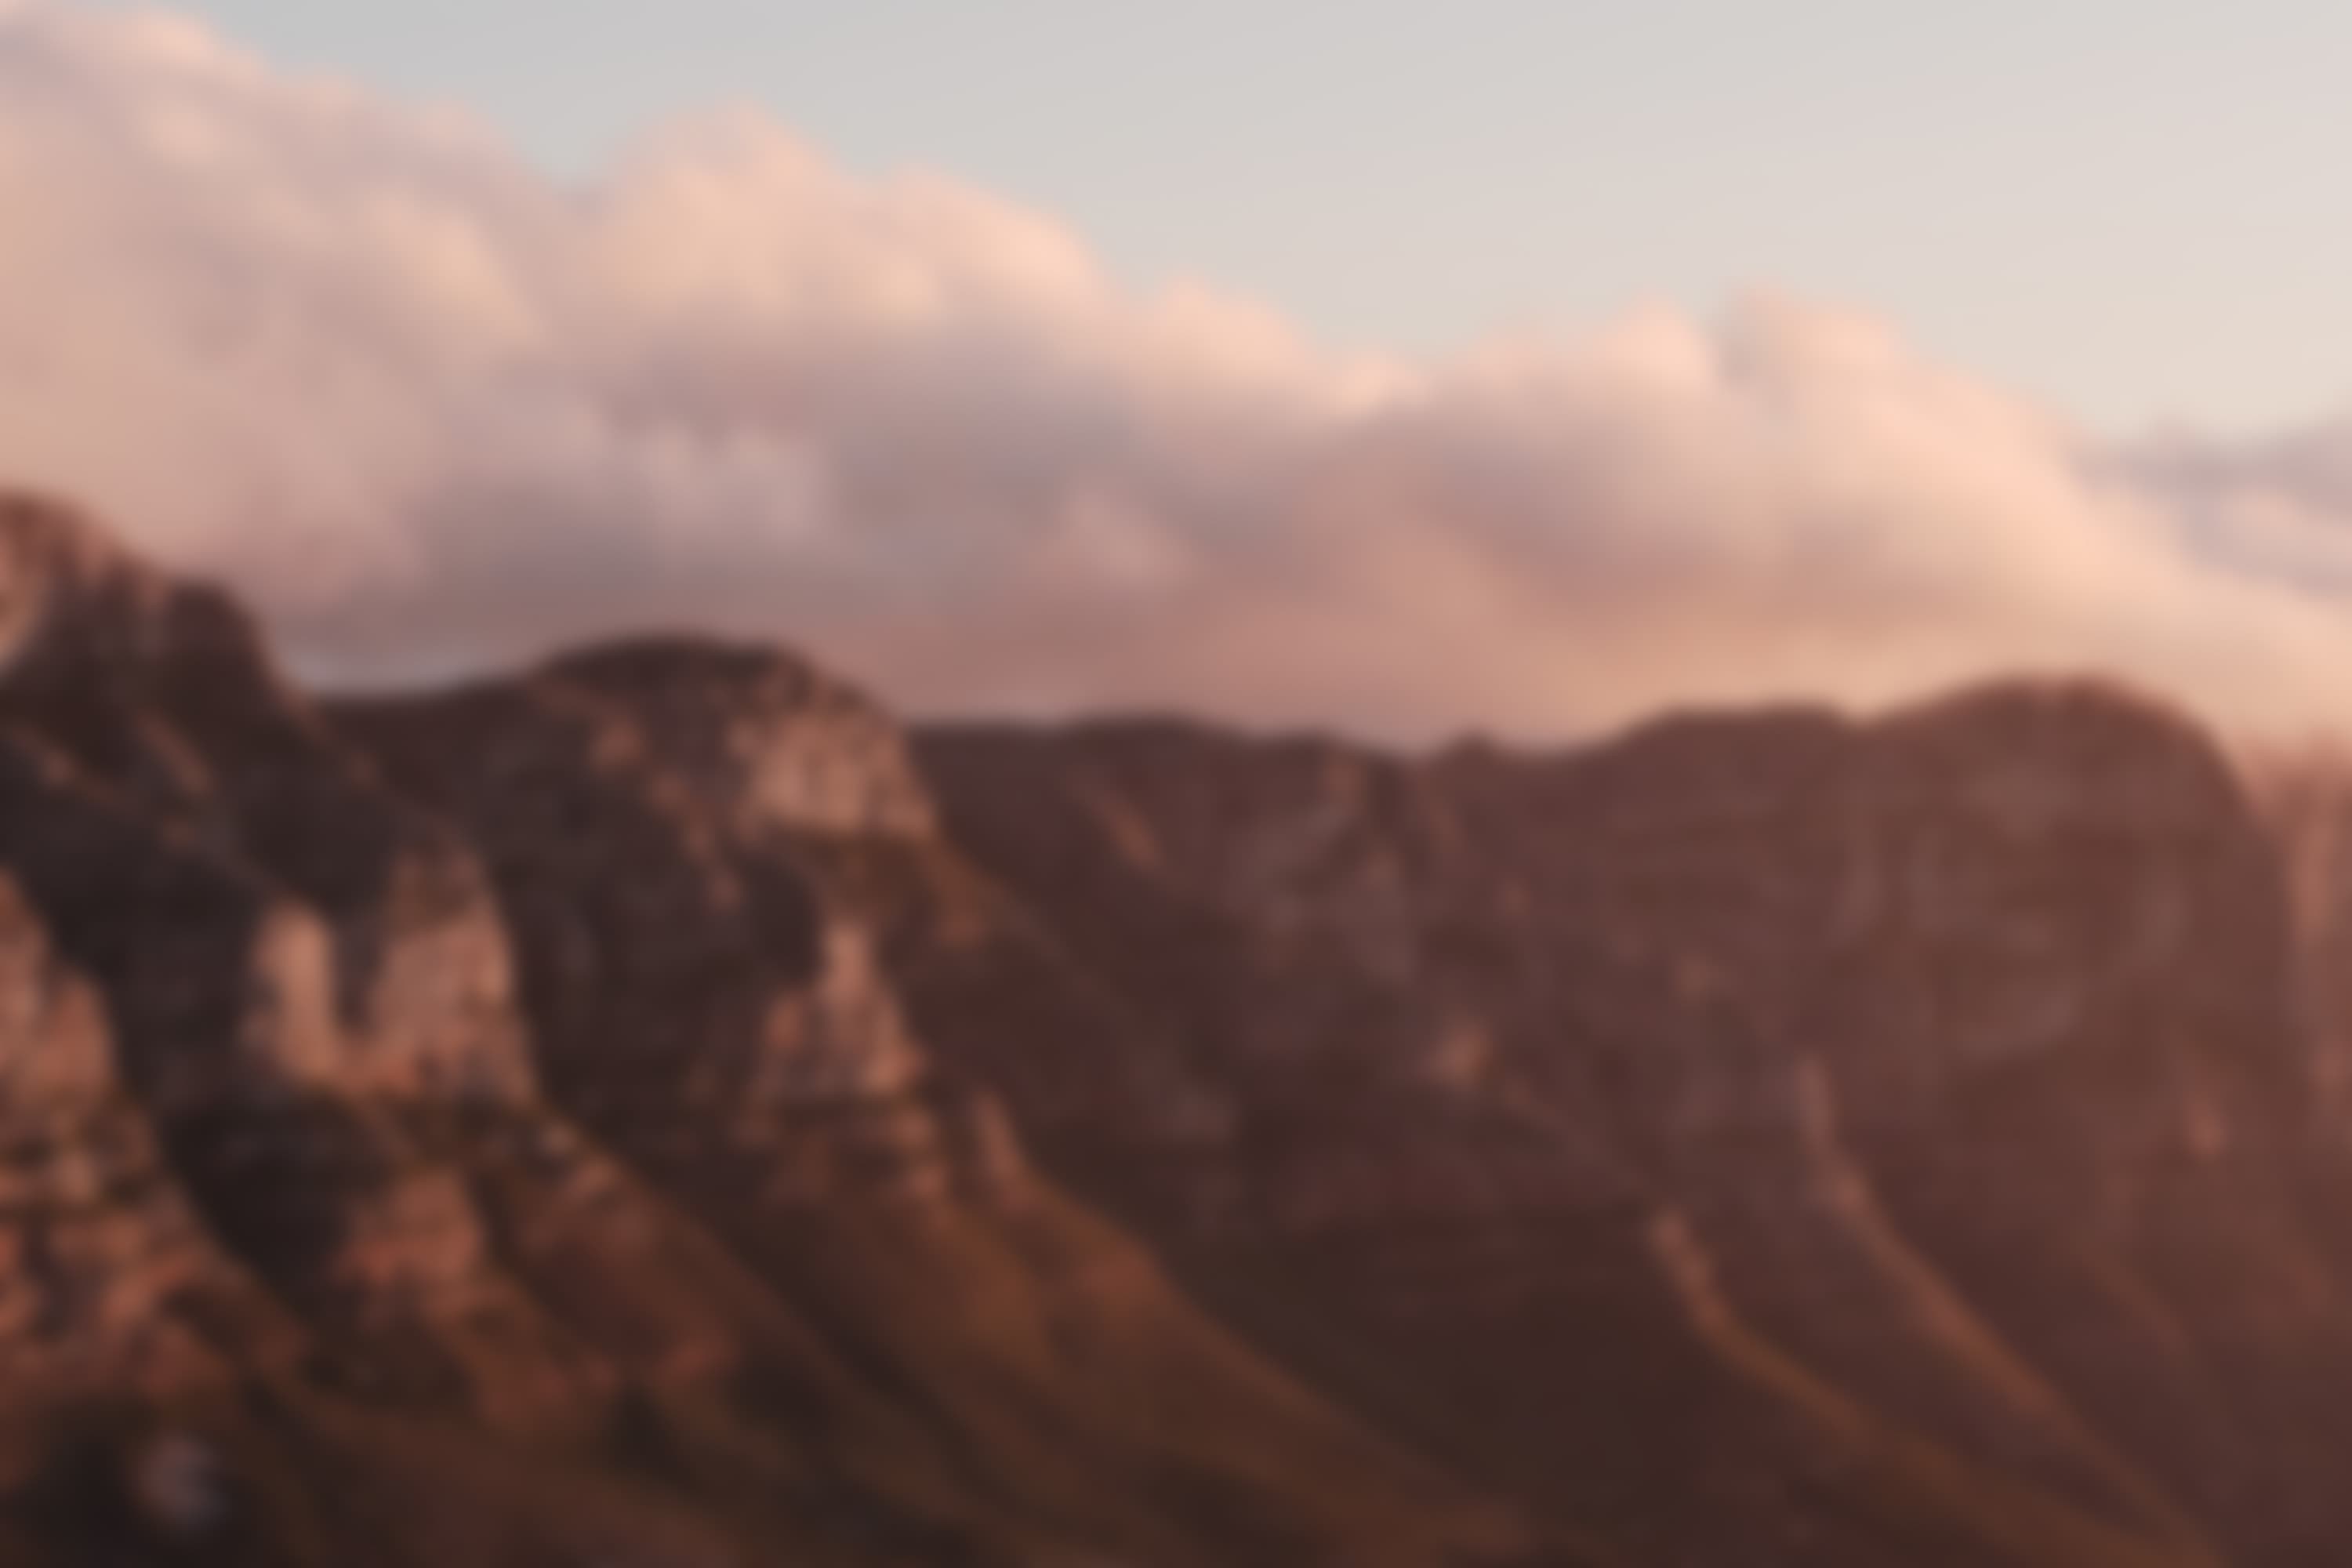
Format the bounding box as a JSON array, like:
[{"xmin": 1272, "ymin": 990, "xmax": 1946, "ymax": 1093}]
[
  {"xmin": 0, "ymin": 493, "xmax": 1544, "ymax": 1568},
  {"xmin": 5, "ymin": 488, "xmax": 2352, "ymax": 1566},
  {"xmin": 920, "ymin": 691, "xmax": 2352, "ymax": 1567}
]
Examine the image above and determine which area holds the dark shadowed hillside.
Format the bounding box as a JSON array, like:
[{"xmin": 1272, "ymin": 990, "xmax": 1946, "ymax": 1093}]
[{"xmin": 7, "ymin": 488, "xmax": 2352, "ymax": 1566}]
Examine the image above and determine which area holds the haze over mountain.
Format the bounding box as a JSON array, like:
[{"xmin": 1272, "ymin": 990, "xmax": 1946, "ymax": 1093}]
[
  {"xmin": 5, "ymin": 2, "xmax": 2352, "ymax": 743},
  {"xmin": 12, "ymin": 5, "xmax": 2352, "ymax": 1563},
  {"xmin": 10, "ymin": 490, "xmax": 2352, "ymax": 1566}
]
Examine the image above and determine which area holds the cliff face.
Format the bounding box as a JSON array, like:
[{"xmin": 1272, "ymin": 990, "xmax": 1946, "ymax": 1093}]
[
  {"xmin": 0, "ymin": 872, "xmax": 282, "ymax": 1426},
  {"xmin": 8, "ymin": 488, "xmax": 2352, "ymax": 1566},
  {"xmin": 919, "ymin": 690, "xmax": 2352, "ymax": 1567},
  {"xmin": 0, "ymin": 495, "xmax": 1542, "ymax": 1568},
  {"xmin": 2243, "ymin": 749, "xmax": 2352, "ymax": 1113}
]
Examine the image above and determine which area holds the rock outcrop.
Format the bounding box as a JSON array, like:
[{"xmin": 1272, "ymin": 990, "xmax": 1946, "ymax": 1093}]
[{"xmin": 0, "ymin": 872, "xmax": 281, "ymax": 1436}]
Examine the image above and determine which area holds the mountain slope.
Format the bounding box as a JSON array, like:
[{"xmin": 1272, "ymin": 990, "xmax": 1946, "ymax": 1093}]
[
  {"xmin": 10, "ymin": 486, "xmax": 2352, "ymax": 1563},
  {"xmin": 0, "ymin": 492, "xmax": 1553, "ymax": 1567},
  {"xmin": 917, "ymin": 688, "xmax": 2352, "ymax": 1566}
]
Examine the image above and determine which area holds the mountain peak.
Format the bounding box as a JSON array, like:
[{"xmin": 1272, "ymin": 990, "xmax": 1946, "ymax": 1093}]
[
  {"xmin": 0, "ymin": 490, "xmax": 148, "ymax": 664},
  {"xmin": 538, "ymin": 633, "xmax": 938, "ymax": 839},
  {"xmin": 0, "ymin": 488, "xmax": 274, "ymax": 691}
]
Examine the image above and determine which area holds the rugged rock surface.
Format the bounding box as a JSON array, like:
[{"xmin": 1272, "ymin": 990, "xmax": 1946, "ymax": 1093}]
[
  {"xmin": 0, "ymin": 872, "xmax": 282, "ymax": 1435},
  {"xmin": 920, "ymin": 691, "xmax": 2352, "ymax": 1567},
  {"xmin": 2243, "ymin": 747, "xmax": 2352, "ymax": 1112},
  {"xmin": 0, "ymin": 494, "xmax": 1544, "ymax": 1567},
  {"xmin": 10, "ymin": 486, "xmax": 2352, "ymax": 1565}
]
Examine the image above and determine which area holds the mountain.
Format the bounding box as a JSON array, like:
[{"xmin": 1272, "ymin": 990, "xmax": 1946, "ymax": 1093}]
[
  {"xmin": 921, "ymin": 695, "xmax": 2352, "ymax": 1568},
  {"xmin": 0, "ymin": 492, "xmax": 1544, "ymax": 1568},
  {"xmin": 5, "ymin": 488, "xmax": 2352, "ymax": 1564}
]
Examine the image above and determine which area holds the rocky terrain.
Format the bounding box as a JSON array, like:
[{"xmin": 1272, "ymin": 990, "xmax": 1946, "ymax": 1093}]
[{"xmin": 7, "ymin": 487, "xmax": 2352, "ymax": 1565}]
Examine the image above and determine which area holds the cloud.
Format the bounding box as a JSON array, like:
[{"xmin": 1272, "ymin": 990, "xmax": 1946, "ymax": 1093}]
[{"xmin": 3, "ymin": 2, "xmax": 2352, "ymax": 742}]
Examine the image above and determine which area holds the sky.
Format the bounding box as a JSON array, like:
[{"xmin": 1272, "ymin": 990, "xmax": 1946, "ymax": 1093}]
[
  {"xmin": 72, "ymin": 0, "xmax": 2352, "ymax": 437},
  {"xmin": 7, "ymin": 1, "xmax": 2352, "ymax": 745}
]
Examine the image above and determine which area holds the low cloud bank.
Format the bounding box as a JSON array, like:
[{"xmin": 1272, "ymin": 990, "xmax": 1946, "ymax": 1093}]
[{"xmin": 5, "ymin": 2, "xmax": 2351, "ymax": 741}]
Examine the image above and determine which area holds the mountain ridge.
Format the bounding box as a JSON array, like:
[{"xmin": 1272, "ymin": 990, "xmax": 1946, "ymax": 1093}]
[{"xmin": 5, "ymin": 487, "xmax": 2351, "ymax": 1566}]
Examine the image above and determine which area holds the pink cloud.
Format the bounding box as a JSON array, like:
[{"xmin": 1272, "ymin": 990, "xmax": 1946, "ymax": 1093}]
[{"xmin": 3, "ymin": 2, "xmax": 2351, "ymax": 742}]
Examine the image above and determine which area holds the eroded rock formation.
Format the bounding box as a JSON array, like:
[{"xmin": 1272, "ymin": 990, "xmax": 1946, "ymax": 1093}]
[{"xmin": 9, "ymin": 487, "xmax": 2352, "ymax": 1566}]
